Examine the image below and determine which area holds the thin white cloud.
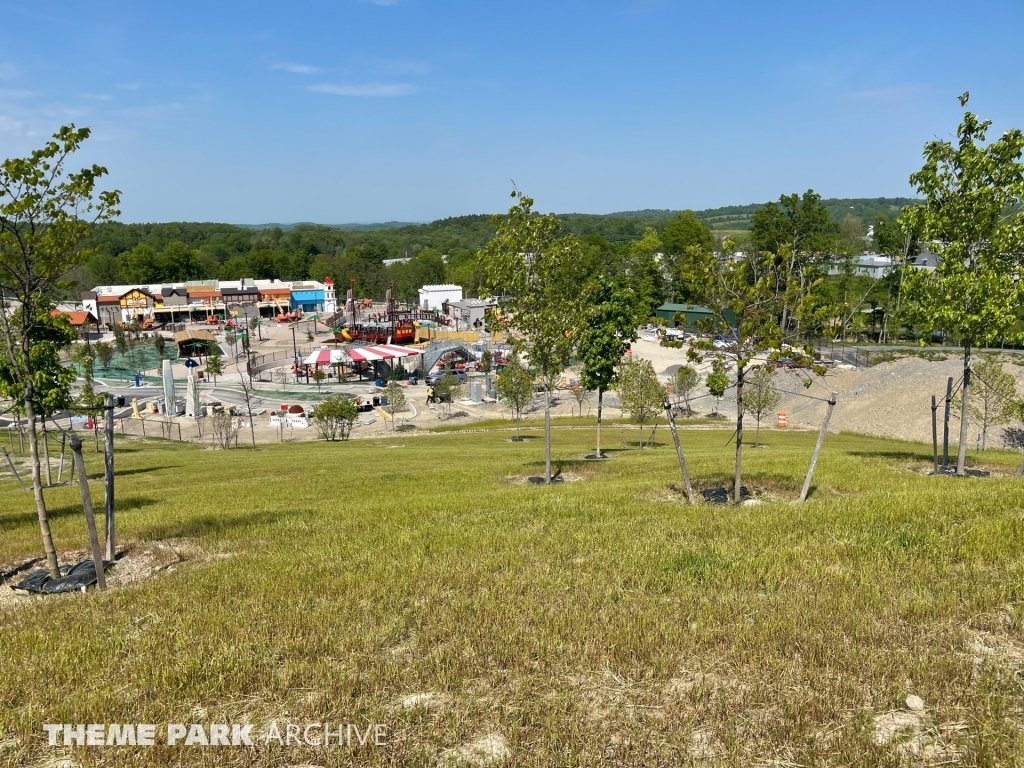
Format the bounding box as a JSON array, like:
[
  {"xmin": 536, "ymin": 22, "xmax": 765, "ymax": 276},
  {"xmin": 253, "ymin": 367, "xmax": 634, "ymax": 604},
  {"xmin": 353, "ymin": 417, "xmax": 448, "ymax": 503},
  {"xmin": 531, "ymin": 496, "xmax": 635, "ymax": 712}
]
[
  {"xmin": 81, "ymin": 93, "xmax": 114, "ymax": 101},
  {"xmin": 0, "ymin": 115, "xmax": 24, "ymax": 131},
  {"xmin": 274, "ymin": 62, "xmax": 320, "ymax": 75},
  {"xmin": 117, "ymin": 82, "xmax": 140, "ymax": 90},
  {"xmin": 0, "ymin": 63, "xmax": 17, "ymax": 80},
  {"xmin": 848, "ymin": 85, "xmax": 926, "ymax": 102},
  {"xmin": 308, "ymin": 82, "xmax": 415, "ymax": 97},
  {"xmin": 366, "ymin": 0, "xmax": 400, "ymax": 5},
  {"xmin": 353, "ymin": 56, "xmax": 428, "ymax": 76}
]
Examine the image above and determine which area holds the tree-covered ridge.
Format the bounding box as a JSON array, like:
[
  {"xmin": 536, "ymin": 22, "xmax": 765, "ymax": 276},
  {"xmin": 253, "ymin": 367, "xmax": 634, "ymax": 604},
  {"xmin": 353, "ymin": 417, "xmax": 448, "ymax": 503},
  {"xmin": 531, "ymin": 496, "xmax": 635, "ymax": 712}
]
[
  {"xmin": 591, "ymin": 197, "xmax": 921, "ymax": 232},
  {"xmin": 75, "ymin": 197, "xmax": 918, "ymax": 303}
]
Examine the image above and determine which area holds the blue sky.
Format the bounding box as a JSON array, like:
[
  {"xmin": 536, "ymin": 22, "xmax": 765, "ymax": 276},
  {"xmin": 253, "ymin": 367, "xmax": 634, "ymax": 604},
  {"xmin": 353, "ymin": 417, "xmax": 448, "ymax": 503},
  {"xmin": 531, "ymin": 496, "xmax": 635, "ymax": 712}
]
[{"xmin": 1, "ymin": 1, "xmax": 1022, "ymax": 224}]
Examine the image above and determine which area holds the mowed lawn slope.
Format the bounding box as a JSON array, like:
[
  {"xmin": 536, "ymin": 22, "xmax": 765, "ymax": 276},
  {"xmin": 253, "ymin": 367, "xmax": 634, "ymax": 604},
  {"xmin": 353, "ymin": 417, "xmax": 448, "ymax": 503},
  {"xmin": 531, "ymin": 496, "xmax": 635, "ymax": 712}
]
[{"xmin": 2, "ymin": 428, "xmax": 1024, "ymax": 767}]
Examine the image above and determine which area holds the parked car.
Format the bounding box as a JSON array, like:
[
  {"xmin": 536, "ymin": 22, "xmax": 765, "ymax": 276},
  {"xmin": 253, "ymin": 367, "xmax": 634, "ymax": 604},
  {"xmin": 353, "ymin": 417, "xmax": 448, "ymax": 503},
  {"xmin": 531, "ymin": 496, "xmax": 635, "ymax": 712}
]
[{"xmin": 425, "ymin": 369, "xmax": 467, "ymax": 387}]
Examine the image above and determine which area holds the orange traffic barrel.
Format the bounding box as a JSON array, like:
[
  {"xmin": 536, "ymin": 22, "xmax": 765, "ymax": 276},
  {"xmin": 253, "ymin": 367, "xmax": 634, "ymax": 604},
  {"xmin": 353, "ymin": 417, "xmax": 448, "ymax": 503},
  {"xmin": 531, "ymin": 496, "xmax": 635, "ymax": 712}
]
[{"xmin": 777, "ymin": 412, "xmax": 787, "ymax": 428}]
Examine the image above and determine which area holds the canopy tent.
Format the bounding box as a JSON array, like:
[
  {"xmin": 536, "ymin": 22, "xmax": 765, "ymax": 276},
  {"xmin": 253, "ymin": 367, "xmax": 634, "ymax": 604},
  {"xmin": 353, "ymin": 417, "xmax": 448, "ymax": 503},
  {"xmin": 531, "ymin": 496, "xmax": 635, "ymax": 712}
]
[
  {"xmin": 304, "ymin": 348, "xmax": 341, "ymax": 366},
  {"xmin": 304, "ymin": 344, "xmax": 420, "ymax": 366},
  {"xmin": 347, "ymin": 344, "xmax": 420, "ymax": 363}
]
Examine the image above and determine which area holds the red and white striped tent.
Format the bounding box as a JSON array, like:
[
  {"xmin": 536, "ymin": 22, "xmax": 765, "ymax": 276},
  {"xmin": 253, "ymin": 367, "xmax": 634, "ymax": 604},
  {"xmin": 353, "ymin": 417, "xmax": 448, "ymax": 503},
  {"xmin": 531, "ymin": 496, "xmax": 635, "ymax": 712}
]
[
  {"xmin": 303, "ymin": 348, "xmax": 338, "ymax": 366},
  {"xmin": 346, "ymin": 344, "xmax": 420, "ymax": 363},
  {"xmin": 303, "ymin": 345, "xmax": 420, "ymax": 366}
]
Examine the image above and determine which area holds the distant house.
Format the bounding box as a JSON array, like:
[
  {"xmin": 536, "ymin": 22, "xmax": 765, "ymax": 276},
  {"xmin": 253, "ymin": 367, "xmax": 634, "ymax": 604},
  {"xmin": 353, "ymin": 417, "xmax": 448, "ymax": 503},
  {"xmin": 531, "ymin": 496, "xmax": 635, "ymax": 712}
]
[
  {"xmin": 50, "ymin": 309, "xmax": 98, "ymax": 340},
  {"xmin": 221, "ymin": 284, "xmax": 260, "ymax": 307},
  {"xmin": 159, "ymin": 287, "xmax": 189, "ymax": 307}
]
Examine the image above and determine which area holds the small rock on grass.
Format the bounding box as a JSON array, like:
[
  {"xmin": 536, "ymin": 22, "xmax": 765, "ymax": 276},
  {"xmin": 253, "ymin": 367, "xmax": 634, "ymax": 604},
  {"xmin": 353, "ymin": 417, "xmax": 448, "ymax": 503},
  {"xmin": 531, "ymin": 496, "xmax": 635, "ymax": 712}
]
[{"xmin": 905, "ymin": 694, "xmax": 925, "ymax": 712}]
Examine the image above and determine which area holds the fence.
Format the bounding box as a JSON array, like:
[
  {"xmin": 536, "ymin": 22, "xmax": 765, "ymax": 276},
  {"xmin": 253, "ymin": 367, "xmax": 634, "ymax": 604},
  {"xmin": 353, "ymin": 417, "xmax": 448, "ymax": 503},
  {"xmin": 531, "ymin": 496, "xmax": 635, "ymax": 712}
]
[
  {"xmin": 117, "ymin": 417, "xmax": 184, "ymax": 441},
  {"xmin": 415, "ymin": 328, "xmax": 503, "ymax": 343}
]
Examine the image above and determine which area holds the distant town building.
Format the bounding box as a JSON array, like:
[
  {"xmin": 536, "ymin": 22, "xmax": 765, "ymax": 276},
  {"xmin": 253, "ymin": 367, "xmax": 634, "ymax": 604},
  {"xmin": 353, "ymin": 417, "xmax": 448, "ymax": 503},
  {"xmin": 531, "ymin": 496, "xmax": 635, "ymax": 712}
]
[
  {"xmin": 82, "ymin": 278, "xmax": 337, "ymax": 328},
  {"xmin": 419, "ymin": 284, "xmax": 463, "ymax": 311},
  {"xmin": 448, "ymin": 298, "xmax": 496, "ymax": 329}
]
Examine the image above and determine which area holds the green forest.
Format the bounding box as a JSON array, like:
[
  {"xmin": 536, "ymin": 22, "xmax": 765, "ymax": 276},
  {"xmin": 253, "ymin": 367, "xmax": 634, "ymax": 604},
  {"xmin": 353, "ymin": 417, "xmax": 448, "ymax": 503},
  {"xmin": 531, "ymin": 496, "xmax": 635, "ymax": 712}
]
[{"xmin": 75, "ymin": 196, "xmax": 915, "ymax": 307}]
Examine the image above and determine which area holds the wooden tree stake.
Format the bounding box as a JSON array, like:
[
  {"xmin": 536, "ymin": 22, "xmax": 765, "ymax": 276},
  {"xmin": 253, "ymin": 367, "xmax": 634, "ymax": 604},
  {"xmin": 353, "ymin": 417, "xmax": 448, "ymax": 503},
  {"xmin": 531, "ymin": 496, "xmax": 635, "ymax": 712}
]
[
  {"xmin": 2, "ymin": 446, "xmax": 28, "ymax": 491},
  {"xmin": 104, "ymin": 393, "xmax": 116, "ymax": 561},
  {"xmin": 664, "ymin": 398, "xmax": 695, "ymax": 503},
  {"xmin": 70, "ymin": 433, "xmax": 106, "ymax": 590},
  {"xmin": 799, "ymin": 392, "xmax": 838, "ymax": 503}
]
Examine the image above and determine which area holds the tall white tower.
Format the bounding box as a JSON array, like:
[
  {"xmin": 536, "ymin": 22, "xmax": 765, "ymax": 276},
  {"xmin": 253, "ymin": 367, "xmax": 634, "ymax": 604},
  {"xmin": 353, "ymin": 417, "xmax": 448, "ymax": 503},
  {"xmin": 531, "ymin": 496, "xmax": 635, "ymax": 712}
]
[{"xmin": 323, "ymin": 277, "xmax": 337, "ymax": 314}]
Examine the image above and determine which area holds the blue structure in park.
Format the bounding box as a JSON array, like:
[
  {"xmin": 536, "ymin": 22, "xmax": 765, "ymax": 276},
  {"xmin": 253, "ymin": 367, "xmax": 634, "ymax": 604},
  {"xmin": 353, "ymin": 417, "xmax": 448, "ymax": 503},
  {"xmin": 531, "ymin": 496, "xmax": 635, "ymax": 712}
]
[{"xmin": 290, "ymin": 285, "xmax": 326, "ymax": 313}]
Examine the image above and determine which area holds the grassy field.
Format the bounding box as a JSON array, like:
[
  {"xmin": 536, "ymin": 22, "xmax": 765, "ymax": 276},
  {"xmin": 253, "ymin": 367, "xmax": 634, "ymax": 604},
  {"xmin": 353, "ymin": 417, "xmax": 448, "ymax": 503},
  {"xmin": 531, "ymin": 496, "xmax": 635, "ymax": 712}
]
[{"xmin": 2, "ymin": 426, "xmax": 1024, "ymax": 766}]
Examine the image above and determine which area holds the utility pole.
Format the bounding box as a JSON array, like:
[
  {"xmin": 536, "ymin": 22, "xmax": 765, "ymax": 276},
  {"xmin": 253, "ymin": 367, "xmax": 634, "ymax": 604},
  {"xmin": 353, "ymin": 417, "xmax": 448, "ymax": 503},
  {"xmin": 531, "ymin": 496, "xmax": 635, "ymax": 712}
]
[
  {"xmin": 103, "ymin": 393, "xmax": 116, "ymax": 561},
  {"xmin": 291, "ymin": 324, "xmax": 298, "ymax": 366}
]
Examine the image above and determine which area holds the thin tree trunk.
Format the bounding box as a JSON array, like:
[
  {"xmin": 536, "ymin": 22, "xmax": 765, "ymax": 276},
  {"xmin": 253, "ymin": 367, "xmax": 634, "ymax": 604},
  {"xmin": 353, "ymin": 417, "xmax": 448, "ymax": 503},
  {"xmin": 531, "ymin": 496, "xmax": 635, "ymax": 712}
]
[
  {"xmin": 734, "ymin": 368, "xmax": 744, "ymax": 502},
  {"xmin": 543, "ymin": 365, "xmax": 551, "ymax": 483},
  {"xmin": 596, "ymin": 388, "xmax": 603, "ymax": 458},
  {"xmin": 24, "ymin": 399, "xmax": 60, "ymax": 577},
  {"xmin": 956, "ymin": 341, "xmax": 972, "ymax": 476},
  {"xmin": 755, "ymin": 417, "xmax": 760, "ymax": 448}
]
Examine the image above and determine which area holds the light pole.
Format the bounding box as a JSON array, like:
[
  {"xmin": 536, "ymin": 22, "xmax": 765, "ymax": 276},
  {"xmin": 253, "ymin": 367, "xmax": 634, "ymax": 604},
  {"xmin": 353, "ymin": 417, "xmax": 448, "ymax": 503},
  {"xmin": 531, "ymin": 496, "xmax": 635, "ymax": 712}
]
[{"xmin": 291, "ymin": 324, "xmax": 298, "ymax": 366}]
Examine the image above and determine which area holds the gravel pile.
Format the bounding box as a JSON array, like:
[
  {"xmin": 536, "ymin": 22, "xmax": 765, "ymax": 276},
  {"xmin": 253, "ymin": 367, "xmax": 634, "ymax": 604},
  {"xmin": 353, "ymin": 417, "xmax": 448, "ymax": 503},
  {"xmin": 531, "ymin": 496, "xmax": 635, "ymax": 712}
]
[{"xmin": 774, "ymin": 355, "xmax": 1024, "ymax": 445}]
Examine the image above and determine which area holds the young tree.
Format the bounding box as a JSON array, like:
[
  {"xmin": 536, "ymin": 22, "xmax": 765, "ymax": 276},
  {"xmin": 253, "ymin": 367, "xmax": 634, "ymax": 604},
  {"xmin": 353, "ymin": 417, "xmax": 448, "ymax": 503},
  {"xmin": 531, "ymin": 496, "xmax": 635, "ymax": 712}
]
[
  {"xmin": 153, "ymin": 332, "xmax": 166, "ymax": 356},
  {"xmin": 683, "ymin": 240, "xmax": 822, "ymax": 501},
  {"xmin": 705, "ymin": 361, "xmax": 730, "ymax": 418},
  {"xmin": 310, "ymin": 395, "xmax": 358, "ymax": 441},
  {"xmin": 671, "ymin": 365, "xmax": 700, "ymax": 415},
  {"xmin": 483, "ymin": 191, "xmax": 587, "ymax": 482},
  {"xmin": 71, "ymin": 343, "xmax": 102, "ymax": 413},
  {"xmin": 205, "ymin": 348, "xmax": 223, "ymax": 385},
  {"xmin": 0, "ymin": 125, "xmax": 119, "ymax": 576},
  {"xmin": 902, "ymin": 93, "xmax": 1024, "ymax": 476},
  {"xmin": 274, "ymin": 366, "xmax": 289, "ymax": 391},
  {"xmin": 225, "ymin": 329, "xmax": 238, "ymax": 358},
  {"xmin": 494, "ymin": 355, "xmax": 533, "ymax": 440},
  {"xmin": 94, "ymin": 340, "xmax": 114, "ymax": 371},
  {"xmin": 742, "ymin": 365, "xmax": 781, "ymax": 447},
  {"xmin": 383, "ymin": 380, "xmax": 407, "ymax": 430},
  {"xmin": 570, "ymin": 384, "xmax": 592, "ymax": 417},
  {"xmin": 617, "ymin": 357, "xmax": 665, "ymax": 449},
  {"xmin": 234, "ymin": 359, "xmax": 261, "ymax": 450},
  {"xmin": 209, "ymin": 411, "xmax": 239, "ymax": 449},
  {"xmin": 577, "ymin": 275, "xmax": 639, "ymax": 458},
  {"xmin": 954, "ymin": 358, "xmax": 1018, "ymax": 451},
  {"xmin": 312, "ymin": 368, "xmax": 326, "ymax": 393},
  {"xmin": 433, "ymin": 371, "xmax": 460, "ymax": 418}
]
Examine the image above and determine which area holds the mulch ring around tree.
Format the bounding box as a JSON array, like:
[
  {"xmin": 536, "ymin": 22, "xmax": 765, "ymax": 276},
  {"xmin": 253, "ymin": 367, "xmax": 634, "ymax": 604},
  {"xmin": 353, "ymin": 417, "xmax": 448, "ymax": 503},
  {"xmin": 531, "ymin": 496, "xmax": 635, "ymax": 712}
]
[{"xmin": 0, "ymin": 539, "xmax": 221, "ymax": 611}]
